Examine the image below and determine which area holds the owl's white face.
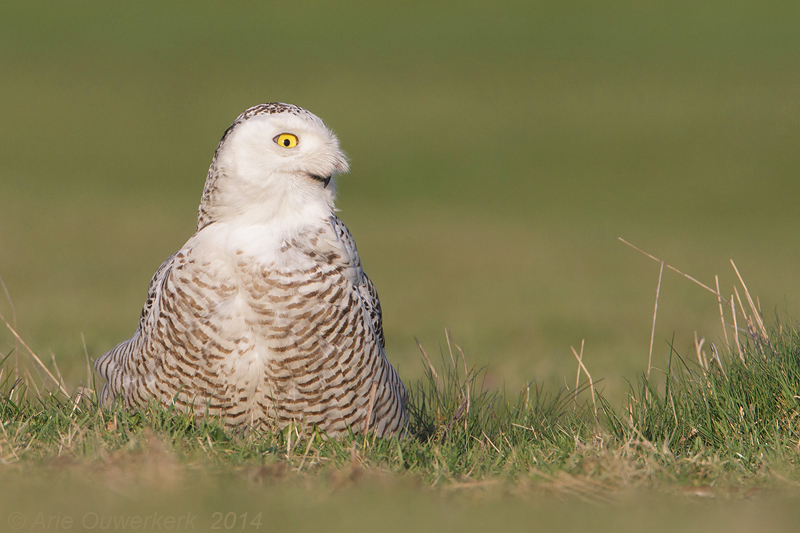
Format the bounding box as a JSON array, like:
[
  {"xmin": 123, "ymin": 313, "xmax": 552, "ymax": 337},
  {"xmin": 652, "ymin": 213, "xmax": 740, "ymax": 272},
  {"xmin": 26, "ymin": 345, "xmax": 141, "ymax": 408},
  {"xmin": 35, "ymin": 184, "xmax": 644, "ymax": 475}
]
[
  {"xmin": 206, "ymin": 106, "xmax": 349, "ymax": 228},
  {"xmin": 218, "ymin": 111, "xmax": 348, "ymax": 190}
]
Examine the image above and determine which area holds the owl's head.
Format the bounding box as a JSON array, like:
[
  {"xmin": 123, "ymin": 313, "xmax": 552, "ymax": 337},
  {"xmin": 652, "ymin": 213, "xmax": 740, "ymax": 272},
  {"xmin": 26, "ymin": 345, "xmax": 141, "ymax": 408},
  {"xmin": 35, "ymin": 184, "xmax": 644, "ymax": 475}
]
[{"xmin": 198, "ymin": 103, "xmax": 350, "ymax": 229}]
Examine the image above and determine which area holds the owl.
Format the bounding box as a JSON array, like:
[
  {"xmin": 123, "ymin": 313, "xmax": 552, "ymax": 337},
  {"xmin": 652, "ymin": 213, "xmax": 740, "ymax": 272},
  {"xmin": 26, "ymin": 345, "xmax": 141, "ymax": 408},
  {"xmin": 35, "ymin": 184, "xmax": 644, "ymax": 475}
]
[{"xmin": 95, "ymin": 103, "xmax": 408, "ymax": 437}]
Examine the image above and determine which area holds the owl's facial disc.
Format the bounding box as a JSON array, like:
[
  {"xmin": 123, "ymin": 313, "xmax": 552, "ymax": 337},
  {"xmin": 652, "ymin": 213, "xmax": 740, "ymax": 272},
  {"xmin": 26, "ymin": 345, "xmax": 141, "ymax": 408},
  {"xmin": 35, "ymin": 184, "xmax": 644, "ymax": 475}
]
[{"xmin": 217, "ymin": 107, "xmax": 349, "ymax": 198}]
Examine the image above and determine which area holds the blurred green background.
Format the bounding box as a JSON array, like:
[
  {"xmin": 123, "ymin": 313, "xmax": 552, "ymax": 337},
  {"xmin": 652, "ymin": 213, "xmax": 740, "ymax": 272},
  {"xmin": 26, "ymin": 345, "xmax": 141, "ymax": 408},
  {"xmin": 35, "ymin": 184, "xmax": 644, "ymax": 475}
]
[{"xmin": 1, "ymin": 1, "xmax": 799, "ymax": 402}]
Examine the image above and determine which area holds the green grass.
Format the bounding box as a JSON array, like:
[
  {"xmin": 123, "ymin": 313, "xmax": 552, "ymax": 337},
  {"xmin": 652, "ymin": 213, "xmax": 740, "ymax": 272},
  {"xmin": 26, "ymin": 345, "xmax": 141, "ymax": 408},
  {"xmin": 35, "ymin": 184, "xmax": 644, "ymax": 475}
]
[
  {"xmin": 2, "ymin": 310, "xmax": 800, "ymax": 481},
  {"xmin": 4, "ymin": 320, "xmax": 800, "ymax": 530}
]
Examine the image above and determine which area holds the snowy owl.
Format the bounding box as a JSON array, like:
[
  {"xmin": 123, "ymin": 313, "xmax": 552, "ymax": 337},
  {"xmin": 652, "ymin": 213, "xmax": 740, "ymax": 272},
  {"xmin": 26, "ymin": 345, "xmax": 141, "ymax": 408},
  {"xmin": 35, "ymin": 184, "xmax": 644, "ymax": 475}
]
[{"xmin": 95, "ymin": 103, "xmax": 408, "ymax": 437}]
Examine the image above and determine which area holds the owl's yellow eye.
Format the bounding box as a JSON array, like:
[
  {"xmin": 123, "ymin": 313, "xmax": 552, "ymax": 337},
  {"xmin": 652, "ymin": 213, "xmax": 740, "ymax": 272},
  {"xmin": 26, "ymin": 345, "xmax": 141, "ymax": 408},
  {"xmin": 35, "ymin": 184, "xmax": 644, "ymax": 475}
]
[{"xmin": 274, "ymin": 133, "xmax": 298, "ymax": 148}]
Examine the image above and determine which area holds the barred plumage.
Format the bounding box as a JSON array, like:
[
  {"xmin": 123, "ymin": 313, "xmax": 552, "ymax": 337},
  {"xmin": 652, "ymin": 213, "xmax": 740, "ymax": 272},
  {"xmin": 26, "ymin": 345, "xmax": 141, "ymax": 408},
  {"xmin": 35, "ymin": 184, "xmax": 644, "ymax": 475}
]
[{"xmin": 95, "ymin": 103, "xmax": 408, "ymax": 437}]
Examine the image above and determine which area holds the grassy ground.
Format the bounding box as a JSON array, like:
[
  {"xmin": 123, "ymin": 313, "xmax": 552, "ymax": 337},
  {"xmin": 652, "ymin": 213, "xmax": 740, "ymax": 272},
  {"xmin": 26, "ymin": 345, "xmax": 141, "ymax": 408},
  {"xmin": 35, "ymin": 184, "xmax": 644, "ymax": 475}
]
[
  {"xmin": 4, "ymin": 320, "xmax": 800, "ymax": 531},
  {"xmin": 2, "ymin": 0, "xmax": 800, "ymax": 529}
]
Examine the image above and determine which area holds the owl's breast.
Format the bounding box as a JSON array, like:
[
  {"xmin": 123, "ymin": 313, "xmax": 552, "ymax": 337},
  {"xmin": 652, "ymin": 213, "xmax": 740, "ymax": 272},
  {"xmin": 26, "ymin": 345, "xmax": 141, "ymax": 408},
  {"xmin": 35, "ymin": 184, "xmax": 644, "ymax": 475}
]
[{"xmin": 186, "ymin": 219, "xmax": 347, "ymax": 376}]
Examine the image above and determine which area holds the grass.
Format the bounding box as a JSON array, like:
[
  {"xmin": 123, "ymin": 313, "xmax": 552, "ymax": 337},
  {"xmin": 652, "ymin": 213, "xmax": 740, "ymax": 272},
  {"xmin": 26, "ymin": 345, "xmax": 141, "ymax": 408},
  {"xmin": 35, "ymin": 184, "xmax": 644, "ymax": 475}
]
[
  {"xmin": 3, "ymin": 265, "xmax": 800, "ymax": 496},
  {"xmin": 2, "ymin": 268, "xmax": 800, "ymax": 531},
  {"xmin": 5, "ymin": 255, "xmax": 800, "ymax": 533},
  {"xmin": 4, "ymin": 320, "xmax": 800, "ymax": 533}
]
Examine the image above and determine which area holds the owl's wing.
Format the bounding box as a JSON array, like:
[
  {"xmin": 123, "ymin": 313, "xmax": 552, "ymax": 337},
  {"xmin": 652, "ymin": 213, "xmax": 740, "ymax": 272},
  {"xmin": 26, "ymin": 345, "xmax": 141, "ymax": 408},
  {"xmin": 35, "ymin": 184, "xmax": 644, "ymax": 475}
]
[
  {"xmin": 327, "ymin": 215, "xmax": 386, "ymax": 350},
  {"xmin": 94, "ymin": 240, "xmax": 233, "ymax": 408},
  {"xmin": 360, "ymin": 272, "xmax": 385, "ymax": 350},
  {"xmin": 94, "ymin": 250, "xmax": 178, "ymax": 405},
  {"xmin": 138, "ymin": 252, "xmax": 180, "ymax": 329}
]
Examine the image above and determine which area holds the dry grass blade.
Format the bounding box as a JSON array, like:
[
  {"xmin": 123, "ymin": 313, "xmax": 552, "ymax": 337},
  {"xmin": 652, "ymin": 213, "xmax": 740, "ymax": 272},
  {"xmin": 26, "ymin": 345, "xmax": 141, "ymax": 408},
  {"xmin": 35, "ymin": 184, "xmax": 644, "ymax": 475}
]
[
  {"xmin": 730, "ymin": 260, "xmax": 768, "ymax": 339},
  {"xmin": 694, "ymin": 332, "xmax": 708, "ymax": 371},
  {"xmin": 709, "ymin": 344, "xmax": 727, "ymax": 379},
  {"xmin": 619, "ymin": 238, "xmax": 771, "ymax": 365},
  {"xmin": 715, "ymin": 275, "xmax": 730, "ymax": 351},
  {"xmin": 81, "ymin": 332, "xmax": 92, "ymax": 388},
  {"xmin": 0, "ymin": 310, "xmax": 70, "ymax": 397},
  {"xmin": 49, "ymin": 351, "xmax": 68, "ymax": 395},
  {"xmin": 573, "ymin": 338, "xmax": 586, "ymax": 393},
  {"xmin": 618, "ymin": 238, "xmax": 720, "ymax": 297},
  {"xmin": 415, "ymin": 337, "xmax": 440, "ymax": 395},
  {"xmin": 648, "ymin": 261, "xmax": 665, "ymax": 378},
  {"xmin": 297, "ymin": 429, "xmax": 317, "ymax": 472},
  {"xmin": 571, "ymin": 342, "xmax": 597, "ymax": 418},
  {"xmin": 444, "ymin": 327, "xmax": 458, "ymax": 374},
  {"xmin": 734, "ymin": 287, "xmax": 751, "ymax": 336},
  {"xmin": 481, "ymin": 431, "xmax": 501, "ymax": 455},
  {"xmin": 0, "ymin": 277, "xmax": 16, "ymax": 323},
  {"xmin": 437, "ymin": 332, "xmax": 472, "ymax": 442},
  {"xmin": 447, "ymin": 329, "xmax": 472, "ymax": 431},
  {"xmin": 730, "ymin": 294, "xmax": 743, "ymax": 362}
]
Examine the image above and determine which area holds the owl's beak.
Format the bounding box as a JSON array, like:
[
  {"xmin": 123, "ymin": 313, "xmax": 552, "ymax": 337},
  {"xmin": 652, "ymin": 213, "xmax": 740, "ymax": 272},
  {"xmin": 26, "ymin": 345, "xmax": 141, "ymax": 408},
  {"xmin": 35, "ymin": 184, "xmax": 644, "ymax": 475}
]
[{"xmin": 309, "ymin": 174, "xmax": 332, "ymax": 188}]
